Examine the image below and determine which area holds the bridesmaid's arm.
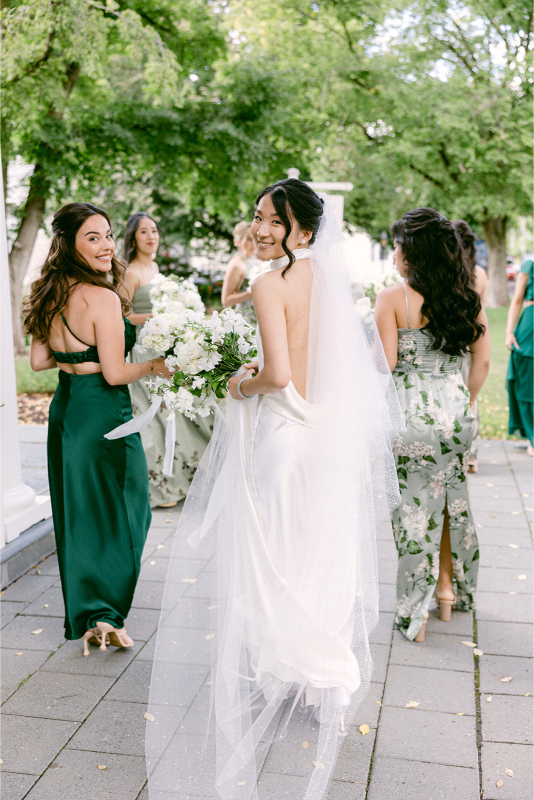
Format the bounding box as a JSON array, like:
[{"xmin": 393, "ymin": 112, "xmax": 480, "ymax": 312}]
[
  {"xmin": 222, "ymin": 256, "xmax": 251, "ymax": 307},
  {"xmin": 30, "ymin": 338, "xmax": 57, "ymax": 371},
  {"xmin": 505, "ymin": 271, "xmax": 529, "ymax": 351},
  {"xmin": 123, "ymin": 268, "xmax": 152, "ymax": 327},
  {"xmin": 92, "ymin": 288, "xmax": 170, "ymax": 385},
  {"xmin": 374, "ymin": 289, "xmax": 399, "ymax": 371},
  {"xmin": 228, "ymin": 272, "xmax": 290, "ymax": 399},
  {"xmin": 466, "ymin": 309, "xmax": 491, "ymax": 405}
]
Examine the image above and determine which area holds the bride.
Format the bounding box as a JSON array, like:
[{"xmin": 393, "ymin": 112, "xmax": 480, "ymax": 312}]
[{"xmin": 146, "ymin": 179, "xmax": 403, "ymax": 800}]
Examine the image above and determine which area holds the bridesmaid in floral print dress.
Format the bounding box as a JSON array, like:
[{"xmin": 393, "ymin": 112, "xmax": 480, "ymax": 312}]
[{"xmin": 375, "ymin": 208, "xmax": 490, "ymax": 642}]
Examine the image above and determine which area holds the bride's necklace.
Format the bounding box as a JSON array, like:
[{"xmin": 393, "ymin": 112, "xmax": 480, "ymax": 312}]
[{"xmin": 270, "ymin": 248, "xmax": 312, "ymax": 271}]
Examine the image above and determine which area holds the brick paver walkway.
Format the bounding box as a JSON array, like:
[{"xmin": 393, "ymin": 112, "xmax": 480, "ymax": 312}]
[{"xmin": 1, "ymin": 438, "xmax": 532, "ymax": 799}]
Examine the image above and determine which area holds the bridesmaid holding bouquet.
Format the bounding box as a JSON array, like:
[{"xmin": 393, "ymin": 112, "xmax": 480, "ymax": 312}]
[
  {"xmin": 24, "ymin": 203, "xmax": 170, "ymax": 654},
  {"xmin": 122, "ymin": 212, "xmax": 212, "ymax": 507}
]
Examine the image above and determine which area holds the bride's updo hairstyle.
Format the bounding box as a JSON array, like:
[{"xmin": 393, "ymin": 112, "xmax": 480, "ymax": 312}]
[
  {"xmin": 393, "ymin": 207, "xmax": 485, "ymax": 356},
  {"xmin": 255, "ymin": 178, "xmax": 324, "ymax": 277},
  {"xmin": 24, "ymin": 202, "xmax": 130, "ymax": 343}
]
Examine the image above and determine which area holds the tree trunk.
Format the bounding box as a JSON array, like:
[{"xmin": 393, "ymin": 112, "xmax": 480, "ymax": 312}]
[
  {"xmin": 8, "ymin": 166, "xmax": 47, "ymax": 355},
  {"xmin": 481, "ymin": 216, "xmax": 509, "ymax": 308}
]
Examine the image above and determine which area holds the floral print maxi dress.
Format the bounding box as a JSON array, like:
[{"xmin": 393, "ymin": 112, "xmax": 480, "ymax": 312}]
[{"xmin": 391, "ymin": 319, "xmax": 479, "ymax": 641}]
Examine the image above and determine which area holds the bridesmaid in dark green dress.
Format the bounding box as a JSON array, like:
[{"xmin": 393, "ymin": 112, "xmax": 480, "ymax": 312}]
[
  {"xmin": 506, "ymin": 258, "xmax": 534, "ymax": 455},
  {"xmin": 24, "ymin": 203, "xmax": 171, "ymax": 655}
]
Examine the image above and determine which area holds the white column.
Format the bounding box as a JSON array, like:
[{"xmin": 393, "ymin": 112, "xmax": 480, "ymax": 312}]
[{"xmin": 1, "ymin": 166, "xmax": 51, "ymax": 548}]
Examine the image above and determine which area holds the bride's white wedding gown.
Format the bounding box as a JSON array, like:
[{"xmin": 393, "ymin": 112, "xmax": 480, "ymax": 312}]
[{"xmin": 146, "ymin": 205, "xmax": 403, "ymax": 800}]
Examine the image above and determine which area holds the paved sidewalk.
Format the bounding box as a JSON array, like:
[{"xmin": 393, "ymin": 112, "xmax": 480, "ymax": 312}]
[{"xmin": 1, "ymin": 439, "xmax": 532, "ymax": 799}]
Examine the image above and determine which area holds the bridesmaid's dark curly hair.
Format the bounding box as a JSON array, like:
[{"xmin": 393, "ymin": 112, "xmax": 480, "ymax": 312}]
[
  {"xmin": 24, "ymin": 203, "xmax": 130, "ymax": 342},
  {"xmin": 255, "ymin": 179, "xmax": 324, "ymax": 277},
  {"xmin": 392, "ymin": 207, "xmax": 485, "ymax": 356},
  {"xmin": 452, "ymin": 219, "xmax": 477, "ymax": 276}
]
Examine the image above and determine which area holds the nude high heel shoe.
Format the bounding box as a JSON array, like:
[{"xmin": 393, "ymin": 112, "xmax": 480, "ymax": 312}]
[
  {"xmin": 82, "ymin": 627, "xmax": 109, "ymax": 657},
  {"xmin": 435, "ymin": 593, "xmax": 457, "ymax": 622},
  {"xmin": 414, "ymin": 612, "xmax": 429, "ymax": 642},
  {"xmin": 95, "ymin": 621, "xmax": 134, "ymax": 650}
]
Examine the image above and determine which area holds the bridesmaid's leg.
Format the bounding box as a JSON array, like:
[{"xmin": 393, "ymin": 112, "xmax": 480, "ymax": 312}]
[{"xmin": 436, "ymin": 506, "xmax": 456, "ymax": 602}]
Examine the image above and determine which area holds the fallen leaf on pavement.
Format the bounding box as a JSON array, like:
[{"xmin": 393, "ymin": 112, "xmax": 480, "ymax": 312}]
[
  {"xmin": 97, "ymin": 765, "xmax": 107, "ymax": 770},
  {"xmin": 182, "ymin": 578, "xmax": 197, "ymax": 584},
  {"xmin": 505, "ymin": 768, "xmax": 514, "ymax": 778},
  {"xmin": 144, "ymin": 712, "xmax": 155, "ymax": 722},
  {"xmin": 206, "ymin": 634, "xmax": 215, "ymax": 640},
  {"xmin": 456, "ymin": 712, "xmax": 465, "ymax": 716},
  {"xmin": 312, "ymin": 762, "xmax": 325, "ymax": 769},
  {"xmin": 496, "ymin": 780, "xmax": 503, "ymax": 788},
  {"xmin": 500, "ymin": 677, "xmax": 513, "ymax": 683},
  {"xmin": 157, "ymin": 544, "xmax": 164, "ymax": 549},
  {"xmin": 405, "ymin": 701, "xmax": 420, "ymax": 708},
  {"xmin": 31, "ymin": 629, "xmax": 43, "ymax": 635},
  {"xmin": 510, "ymin": 512, "xmax": 520, "ymax": 515},
  {"xmin": 150, "ymin": 561, "xmax": 156, "ymax": 565},
  {"xmin": 302, "ymin": 741, "xmax": 309, "ymax": 749},
  {"xmin": 508, "ymin": 544, "xmax": 519, "ymax": 549},
  {"xmin": 509, "ymin": 592, "xmax": 517, "ymax": 595},
  {"xmin": 208, "ymin": 605, "xmax": 218, "ymax": 610},
  {"xmin": 460, "ymin": 641, "xmax": 477, "ymax": 647},
  {"xmin": 43, "ymin": 604, "xmax": 49, "ymax": 608},
  {"xmin": 375, "ymin": 701, "xmax": 382, "ymax": 706},
  {"xmin": 473, "ymin": 648, "xmax": 484, "ymax": 656},
  {"xmin": 359, "ymin": 724, "xmax": 370, "ymax": 736},
  {"xmin": 15, "ymin": 652, "xmax": 23, "ymax": 656},
  {"xmin": 518, "ymin": 575, "xmax": 527, "ymax": 580},
  {"xmin": 525, "ymin": 692, "xmax": 532, "ymax": 697},
  {"xmin": 486, "ymin": 697, "xmax": 493, "ymax": 702},
  {"xmin": 237, "ymin": 781, "xmax": 246, "ymax": 786}
]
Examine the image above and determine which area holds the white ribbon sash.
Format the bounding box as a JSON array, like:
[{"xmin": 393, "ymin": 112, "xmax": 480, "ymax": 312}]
[
  {"xmin": 163, "ymin": 413, "xmax": 176, "ymax": 476},
  {"xmin": 104, "ymin": 395, "xmax": 163, "ymax": 440}
]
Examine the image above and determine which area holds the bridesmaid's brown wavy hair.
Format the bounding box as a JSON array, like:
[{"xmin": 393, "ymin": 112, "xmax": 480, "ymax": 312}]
[{"xmin": 23, "ymin": 203, "xmax": 131, "ymax": 342}]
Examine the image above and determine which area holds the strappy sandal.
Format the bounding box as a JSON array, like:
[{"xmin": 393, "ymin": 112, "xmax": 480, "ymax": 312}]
[
  {"xmin": 82, "ymin": 627, "xmax": 110, "ymax": 657},
  {"xmin": 95, "ymin": 621, "xmax": 134, "ymax": 650}
]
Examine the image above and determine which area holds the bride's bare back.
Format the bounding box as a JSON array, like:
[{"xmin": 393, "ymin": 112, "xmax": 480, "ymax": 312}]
[{"xmin": 245, "ymin": 256, "xmax": 313, "ymax": 400}]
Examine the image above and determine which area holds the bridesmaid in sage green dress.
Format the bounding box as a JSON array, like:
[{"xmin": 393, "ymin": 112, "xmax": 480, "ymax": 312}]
[
  {"xmin": 123, "ymin": 213, "xmax": 212, "ymax": 507},
  {"xmin": 375, "ymin": 208, "xmax": 491, "ymax": 642},
  {"xmin": 24, "ymin": 203, "xmax": 171, "ymax": 654}
]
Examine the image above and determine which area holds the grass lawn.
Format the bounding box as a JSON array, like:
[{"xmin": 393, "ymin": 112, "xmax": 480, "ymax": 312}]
[
  {"xmin": 14, "ymin": 306, "xmax": 520, "ymax": 440},
  {"xmin": 16, "ymin": 357, "xmax": 58, "ymax": 394},
  {"xmin": 477, "ymin": 307, "xmax": 515, "ymax": 440}
]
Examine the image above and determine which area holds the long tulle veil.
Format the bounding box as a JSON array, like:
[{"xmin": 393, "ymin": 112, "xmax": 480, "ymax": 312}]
[{"xmin": 145, "ymin": 195, "xmax": 403, "ymax": 799}]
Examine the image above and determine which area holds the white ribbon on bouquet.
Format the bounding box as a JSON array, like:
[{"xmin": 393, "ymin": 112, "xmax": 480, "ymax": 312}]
[{"xmin": 104, "ymin": 394, "xmax": 178, "ymax": 477}]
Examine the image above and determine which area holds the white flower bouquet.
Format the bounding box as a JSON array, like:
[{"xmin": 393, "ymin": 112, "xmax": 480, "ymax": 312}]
[
  {"xmin": 141, "ymin": 307, "xmax": 257, "ymax": 420},
  {"xmin": 149, "ymin": 273, "xmax": 205, "ymax": 314}
]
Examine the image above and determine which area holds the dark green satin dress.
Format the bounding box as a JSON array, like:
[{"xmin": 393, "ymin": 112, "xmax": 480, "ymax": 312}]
[
  {"xmin": 48, "ymin": 318, "xmax": 151, "ymax": 640},
  {"xmin": 507, "ymin": 259, "xmax": 534, "ymax": 446}
]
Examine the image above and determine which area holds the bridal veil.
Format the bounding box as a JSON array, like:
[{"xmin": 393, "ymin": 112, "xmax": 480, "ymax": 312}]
[{"xmin": 145, "ymin": 195, "xmax": 403, "ymax": 799}]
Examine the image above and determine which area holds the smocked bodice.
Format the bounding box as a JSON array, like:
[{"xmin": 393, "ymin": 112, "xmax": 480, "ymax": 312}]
[
  {"xmin": 132, "ymin": 283, "xmax": 153, "ymax": 315},
  {"xmin": 394, "ymin": 329, "xmax": 462, "ymax": 375}
]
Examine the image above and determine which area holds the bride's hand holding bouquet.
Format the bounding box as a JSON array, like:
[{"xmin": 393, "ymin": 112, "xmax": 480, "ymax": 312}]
[{"xmin": 228, "ymin": 360, "xmax": 259, "ymax": 400}]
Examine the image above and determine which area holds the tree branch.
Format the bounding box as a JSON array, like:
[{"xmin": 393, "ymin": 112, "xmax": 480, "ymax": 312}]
[
  {"xmin": 8, "ymin": 31, "xmax": 55, "ymax": 84},
  {"xmin": 409, "ymin": 163, "xmax": 447, "ymax": 191}
]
